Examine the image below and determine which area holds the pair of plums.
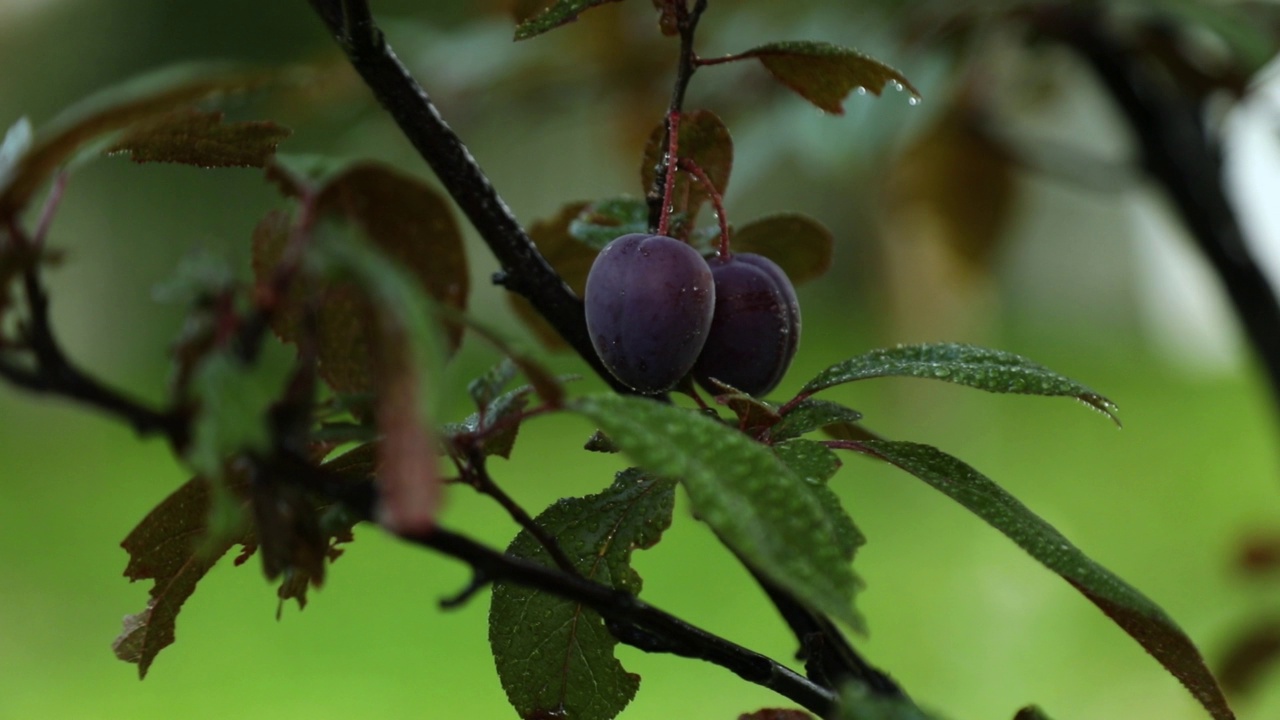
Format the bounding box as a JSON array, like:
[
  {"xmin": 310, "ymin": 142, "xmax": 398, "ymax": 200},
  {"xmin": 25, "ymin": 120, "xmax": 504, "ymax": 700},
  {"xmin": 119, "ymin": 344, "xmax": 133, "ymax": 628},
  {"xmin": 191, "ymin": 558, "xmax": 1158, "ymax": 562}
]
[{"xmin": 584, "ymin": 233, "xmax": 800, "ymax": 396}]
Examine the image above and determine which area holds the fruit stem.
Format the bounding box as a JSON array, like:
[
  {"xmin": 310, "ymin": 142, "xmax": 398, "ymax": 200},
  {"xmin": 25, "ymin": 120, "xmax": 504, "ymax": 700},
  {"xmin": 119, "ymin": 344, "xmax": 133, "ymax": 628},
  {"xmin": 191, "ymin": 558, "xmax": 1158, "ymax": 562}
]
[
  {"xmin": 677, "ymin": 157, "xmax": 731, "ymax": 258},
  {"xmin": 657, "ymin": 110, "xmax": 682, "ymax": 237}
]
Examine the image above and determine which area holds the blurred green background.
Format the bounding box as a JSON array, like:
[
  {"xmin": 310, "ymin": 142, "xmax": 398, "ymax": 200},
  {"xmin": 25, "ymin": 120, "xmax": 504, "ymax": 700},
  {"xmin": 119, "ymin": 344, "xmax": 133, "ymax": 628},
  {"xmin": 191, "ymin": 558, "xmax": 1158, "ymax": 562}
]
[{"xmin": 3, "ymin": 1, "xmax": 1280, "ymax": 718}]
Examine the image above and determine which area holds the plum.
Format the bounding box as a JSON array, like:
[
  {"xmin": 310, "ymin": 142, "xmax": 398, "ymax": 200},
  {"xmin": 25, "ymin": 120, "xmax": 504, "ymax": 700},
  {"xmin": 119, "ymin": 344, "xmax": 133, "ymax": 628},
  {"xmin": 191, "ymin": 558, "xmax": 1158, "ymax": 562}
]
[
  {"xmin": 584, "ymin": 233, "xmax": 715, "ymax": 394},
  {"xmin": 692, "ymin": 253, "xmax": 800, "ymax": 396}
]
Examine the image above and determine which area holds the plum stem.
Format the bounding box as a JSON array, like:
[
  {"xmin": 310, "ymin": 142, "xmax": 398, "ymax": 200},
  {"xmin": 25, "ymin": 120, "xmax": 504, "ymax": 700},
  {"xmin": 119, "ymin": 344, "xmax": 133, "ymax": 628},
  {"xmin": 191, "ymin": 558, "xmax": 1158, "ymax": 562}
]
[
  {"xmin": 677, "ymin": 157, "xmax": 731, "ymax": 257},
  {"xmin": 657, "ymin": 110, "xmax": 682, "ymax": 237},
  {"xmin": 647, "ymin": 0, "xmax": 708, "ymax": 232}
]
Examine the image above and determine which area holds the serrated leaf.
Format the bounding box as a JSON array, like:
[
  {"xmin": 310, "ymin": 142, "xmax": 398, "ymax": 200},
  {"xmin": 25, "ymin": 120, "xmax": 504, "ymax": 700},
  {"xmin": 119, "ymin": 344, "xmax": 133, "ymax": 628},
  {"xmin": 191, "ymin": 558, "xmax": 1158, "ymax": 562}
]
[
  {"xmin": 733, "ymin": 214, "xmax": 834, "ymax": 285},
  {"xmin": 801, "ymin": 343, "xmax": 1120, "ymax": 425},
  {"xmin": 853, "ymin": 440, "xmax": 1234, "ymax": 720},
  {"xmin": 640, "ymin": 110, "xmax": 733, "ymax": 227},
  {"xmin": 445, "ymin": 385, "xmax": 535, "ymax": 460},
  {"xmin": 771, "ymin": 399, "xmax": 862, "ymax": 442},
  {"xmin": 773, "ymin": 439, "xmax": 861, "ymax": 562},
  {"xmin": 105, "ymin": 107, "xmax": 290, "ymax": 168},
  {"xmin": 514, "ymin": 0, "xmax": 624, "ymax": 41},
  {"xmin": 732, "ymin": 41, "xmax": 919, "ymax": 115},
  {"xmin": 469, "ymin": 358, "xmax": 519, "ymax": 410},
  {"xmin": 489, "ymin": 469, "xmax": 676, "ymax": 720},
  {"xmin": 572, "ymin": 394, "xmax": 863, "ymax": 631},
  {"xmin": 116, "ymin": 474, "xmax": 253, "ymax": 678},
  {"xmin": 0, "ymin": 63, "xmax": 277, "ymax": 216}
]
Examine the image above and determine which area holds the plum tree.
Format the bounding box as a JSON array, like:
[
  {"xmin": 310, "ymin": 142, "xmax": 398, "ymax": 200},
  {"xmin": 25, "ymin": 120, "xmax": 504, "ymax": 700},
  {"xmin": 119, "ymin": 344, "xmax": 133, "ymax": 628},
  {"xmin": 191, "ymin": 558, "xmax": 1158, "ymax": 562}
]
[
  {"xmin": 584, "ymin": 233, "xmax": 715, "ymax": 393},
  {"xmin": 693, "ymin": 252, "xmax": 801, "ymax": 396}
]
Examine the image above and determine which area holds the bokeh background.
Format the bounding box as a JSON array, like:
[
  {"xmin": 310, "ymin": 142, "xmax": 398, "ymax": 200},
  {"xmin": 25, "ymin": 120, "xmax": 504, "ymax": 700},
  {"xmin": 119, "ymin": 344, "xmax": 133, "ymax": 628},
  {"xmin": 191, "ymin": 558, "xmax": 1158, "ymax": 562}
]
[{"xmin": 3, "ymin": 1, "xmax": 1280, "ymax": 718}]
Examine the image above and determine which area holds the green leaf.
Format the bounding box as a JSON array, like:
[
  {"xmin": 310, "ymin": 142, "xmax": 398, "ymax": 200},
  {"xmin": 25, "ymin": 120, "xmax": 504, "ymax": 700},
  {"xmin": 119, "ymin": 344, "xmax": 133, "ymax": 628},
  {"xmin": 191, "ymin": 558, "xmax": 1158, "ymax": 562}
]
[
  {"xmin": 728, "ymin": 41, "xmax": 919, "ymax": 115},
  {"xmin": 513, "ymin": 0, "xmax": 624, "ymax": 41},
  {"xmin": 773, "ymin": 439, "xmax": 862, "ymax": 562},
  {"xmin": 0, "ymin": 117, "xmax": 33, "ymax": 192},
  {"xmin": 733, "ymin": 214, "xmax": 834, "ymax": 285},
  {"xmin": 640, "ymin": 109, "xmax": 733, "ymax": 227},
  {"xmin": 469, "ymin": 358, "xmax": 518, "ymax": 411},
  {"xmin": 568, "ymin": 196, "xmax": 651, "ymax": 249},
  {"xmin": 444, "ymin": 385, "xmax": 535, "ymax": 460},
  {"xmin": 831, "ymin": 681, "xmax": 942, "ymax": 720},
  {"xmin": 853, "ymin": 440, "xmax": 1234, "ymax": 720},
  {"xmin": 572, "ymin": 394, "xmax": 863, "ymax": 631},
  {"xmin": 186, "ymin": 352, "xmax": 291, "ymax": 481},
  {"xmin": 771, "ymin": 399, "xmax": 863, "ymax": 442},
  {"xmin": 105, "ymin": 107, "xmax": 290, "ymax": 168},
  {"xmin": 801, "ymin": 343, "xmax": 1120, "ymax": 425},
  {"xmin": 489, "ymin": 469, "xmax": 676, "ymax": 720}
]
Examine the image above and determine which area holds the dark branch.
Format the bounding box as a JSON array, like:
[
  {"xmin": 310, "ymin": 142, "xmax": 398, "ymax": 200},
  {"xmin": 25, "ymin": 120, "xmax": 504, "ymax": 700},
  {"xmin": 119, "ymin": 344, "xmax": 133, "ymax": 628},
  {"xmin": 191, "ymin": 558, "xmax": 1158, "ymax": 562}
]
[
  {"xmin": 647, "ymin": 0, "xmax": 710, "ymax": 230},
  {"xmin": 1037, "ymin": 6, "xmax": 1280, "ymax": 424},
  {"xmin": 305, "ymin": 0, "xmax": 629, "ymax": 393}
]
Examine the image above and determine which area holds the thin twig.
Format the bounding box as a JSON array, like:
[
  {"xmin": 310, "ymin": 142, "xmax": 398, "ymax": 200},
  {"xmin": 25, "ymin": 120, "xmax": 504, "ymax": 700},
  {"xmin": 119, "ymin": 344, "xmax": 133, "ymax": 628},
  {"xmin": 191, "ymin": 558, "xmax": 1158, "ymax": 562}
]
[
  {"xmin": 676, "ymin": 157, "xmax": 730, "ymax": 256},
  {"xmin": 647, "ymin": 0, "xmax": 710, "ymax": 230}
]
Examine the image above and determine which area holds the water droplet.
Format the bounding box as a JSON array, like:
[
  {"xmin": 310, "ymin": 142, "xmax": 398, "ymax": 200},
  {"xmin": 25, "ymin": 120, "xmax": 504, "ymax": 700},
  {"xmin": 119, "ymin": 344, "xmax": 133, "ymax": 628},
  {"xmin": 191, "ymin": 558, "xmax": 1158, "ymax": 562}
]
[
  {"xmin": 907, "ymin": 96, "xmax": 920, "ymax": 106},
  {"xmin": 854, "ymin": 86, "xmax": 867, "ymax": 96}
]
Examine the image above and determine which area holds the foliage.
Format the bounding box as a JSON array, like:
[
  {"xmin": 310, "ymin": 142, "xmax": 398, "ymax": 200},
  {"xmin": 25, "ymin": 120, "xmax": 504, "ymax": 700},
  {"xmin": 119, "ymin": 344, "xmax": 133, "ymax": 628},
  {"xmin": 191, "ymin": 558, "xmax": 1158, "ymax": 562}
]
[{"xmin": 0, "ymin": 1, "xmax": 1271, "ymax": 719}]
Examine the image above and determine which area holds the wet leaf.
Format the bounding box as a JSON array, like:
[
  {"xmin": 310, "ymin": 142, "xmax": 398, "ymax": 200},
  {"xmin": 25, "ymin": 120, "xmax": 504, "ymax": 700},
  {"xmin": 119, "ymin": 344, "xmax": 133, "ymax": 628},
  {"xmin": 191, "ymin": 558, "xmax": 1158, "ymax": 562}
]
[
  {"xmin": 732, "ymin": 214, "xmax": 834, "ymax": 285},
  {"xmin": 444, "ymin": 385, "xmax": 535, "ymax": 460},
  {"xmin": 115, "ymin": 474, "xmax": 253, "ymax": 678},
  {"xmin": 105, "ymin": 107, "xmax": 290, "ymax": 168},
  {"xmin": 801, "ymin": 343, "xmax": 1120, "ymax": 425},
  {"xmin": 469, "ymin": 358, "xmax": 519, "ymax": 411},
  {"xmin": 729, "ymin": 41, "xmax": 919, "ymax": 115},
  {"xmin": 513, "ymin": 0, "xmax": 624, "ymax": 41},
  {"xmin": 773, "ymin": 439, "xmax": 861, "ymax": 562},
  {"xmin": 569, "ymin": 196, "xmax": 651, "ymax": 249},
  {"xmin": 510, "ymin": 201, "xmax": 594, "ymax": 350},
  {"xmin": 771, "ymin": 399, "xmax": 862, "ymax": 442},
  {"xmin": 0, "ymin": 117, "xmax": 33, "ymax": 193},
  {"xmin": 573, "ymin": 394, "xmax": 863, "ymax": 631},
  {"xmin": 489, "ymin": 469, "xmax": 676, "ymax": 720},
  {"xmin": 640, "ymin": 110, "xmax": 733, "ymax": 226},
  {"xmin": 0, "ymin": 63, "xmax": 276, "ymax": 216},
  {"xmin": 853, "ymin": 440, "xmax": 1234, "ymax": 720}
]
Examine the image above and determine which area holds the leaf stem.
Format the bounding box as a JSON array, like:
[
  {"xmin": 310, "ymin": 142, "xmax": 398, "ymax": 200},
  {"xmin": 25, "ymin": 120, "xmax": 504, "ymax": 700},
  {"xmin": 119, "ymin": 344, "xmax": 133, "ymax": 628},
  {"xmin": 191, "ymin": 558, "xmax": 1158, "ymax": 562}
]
[{"xmin": 676, "ymin": 157, "xmax": 730, "ymax": 256}]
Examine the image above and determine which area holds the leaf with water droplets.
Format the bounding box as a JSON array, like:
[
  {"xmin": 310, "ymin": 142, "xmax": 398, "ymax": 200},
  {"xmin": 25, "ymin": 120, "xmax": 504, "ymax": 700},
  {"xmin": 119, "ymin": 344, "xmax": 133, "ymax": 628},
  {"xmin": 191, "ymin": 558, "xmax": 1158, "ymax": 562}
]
[
  {"xmin": 772, "ymin": 399, "xmax": 863, "ymax": 442},
  {"xmin": 801, "ymin": 343, "xmax": 1119, "ymax": 425},
  {"xmin": 773, "ymin": 440, "xmax": 862, "ymax": 562},
  {"xmin": 513, "ymin": 0, "xmax": 624, "ymax": 41},
  {"xmin": 573, "ymin": 394, "xmax": 863, "ymax": 630},
  {"xmin": 852, "ymin": 440, "xmax": 1235, "ymax": 720},
  {"xmin": 489, "ymin": 468, "xmax": 675, "ymax": 720},
  {"xmin": 725, "ymin": 41, "xmax": 919, "ymax": 115}
]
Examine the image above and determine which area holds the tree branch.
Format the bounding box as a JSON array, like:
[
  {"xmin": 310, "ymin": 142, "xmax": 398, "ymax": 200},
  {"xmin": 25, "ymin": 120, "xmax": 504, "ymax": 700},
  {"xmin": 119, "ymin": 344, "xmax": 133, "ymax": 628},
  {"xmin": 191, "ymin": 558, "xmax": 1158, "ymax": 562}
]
[{"xmin": 305, "ymin": 0, "xmax": 629, "ymax": 393}]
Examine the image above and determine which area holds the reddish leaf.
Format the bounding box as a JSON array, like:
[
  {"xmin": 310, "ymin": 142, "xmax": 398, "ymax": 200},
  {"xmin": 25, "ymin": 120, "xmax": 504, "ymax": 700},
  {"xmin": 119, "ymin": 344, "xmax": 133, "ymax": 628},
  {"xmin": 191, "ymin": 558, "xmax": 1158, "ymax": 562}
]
[
  {"xmin": 254, "ymin": 162, "xmax": 468, "ymax": 395},
  {"xmin": 0, "ymin": 63, "xmax": 275, "ymax": 217},
  {"xmin": 513, "ymin": 0, "xmax": 624, "ymax": 40},
  {"xmin": 115, "ymin": 474, "xmax": 253, "ymax": 678},
  {"xmin": 373, "ymin": 325, "xmax": 440, "ymax": 535},
  {"xmin": 640, "ymin": 109, "xmax": 733, "ymax": 228},
  {"xmin": 730, "ymin": 41, "xmax": 919, "ymax": 115},
  {"xmin": 508, "ymin": 201, "xmax": 594, "ymax": 350},
  {"xmin": 105, "ymin": 107, "xmax": 290, "ymax": 168},
  {"xmin": 732, "ymin": 214, "xmax": 834, "ymax": 285}
]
